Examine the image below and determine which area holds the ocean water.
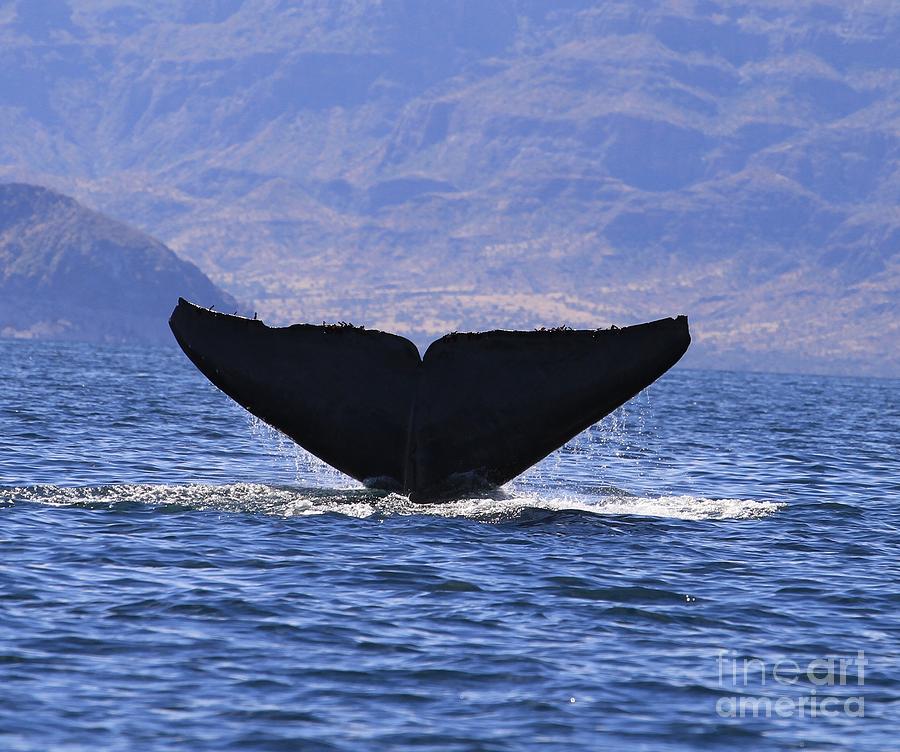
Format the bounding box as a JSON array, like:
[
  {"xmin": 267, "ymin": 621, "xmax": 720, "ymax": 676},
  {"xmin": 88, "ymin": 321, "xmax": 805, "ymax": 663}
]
[{"xmin": 0, "ymin": 338, "xmax": 897, "ymax": 751}]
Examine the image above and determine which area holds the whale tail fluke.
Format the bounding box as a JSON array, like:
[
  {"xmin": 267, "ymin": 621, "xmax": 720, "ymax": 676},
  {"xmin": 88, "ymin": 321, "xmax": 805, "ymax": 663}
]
[{"xmin": 169, "ymin": 298, "xmax": 690, "ymax": 501}]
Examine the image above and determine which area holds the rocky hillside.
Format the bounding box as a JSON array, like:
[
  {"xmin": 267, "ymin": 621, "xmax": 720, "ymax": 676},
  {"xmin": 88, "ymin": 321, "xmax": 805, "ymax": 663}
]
[
  {"xmin": 0, "ymin": 1, "xmax": 897, "ymax": 374},
  {"xmin": 0, "ymin": 183, "xmax": 238, "ymax": 344}
]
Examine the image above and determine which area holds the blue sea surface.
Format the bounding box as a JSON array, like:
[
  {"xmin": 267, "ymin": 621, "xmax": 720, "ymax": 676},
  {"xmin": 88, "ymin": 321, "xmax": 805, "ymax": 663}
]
[{"xmin": 0, "ymin": 338, "xmax": 898, "ymax": 750}]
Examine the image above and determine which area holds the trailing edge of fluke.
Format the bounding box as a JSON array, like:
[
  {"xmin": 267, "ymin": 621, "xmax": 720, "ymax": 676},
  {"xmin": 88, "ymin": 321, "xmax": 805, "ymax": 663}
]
[{"xmin": 169, "ymin": 298, "xmax": 690, "ymax": 501}]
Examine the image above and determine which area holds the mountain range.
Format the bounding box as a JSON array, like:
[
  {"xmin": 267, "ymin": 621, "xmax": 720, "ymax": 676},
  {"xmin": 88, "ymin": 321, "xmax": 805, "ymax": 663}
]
[{"xmin": 0, "ymin": 0, "xmax": 897, "ymax": 375}]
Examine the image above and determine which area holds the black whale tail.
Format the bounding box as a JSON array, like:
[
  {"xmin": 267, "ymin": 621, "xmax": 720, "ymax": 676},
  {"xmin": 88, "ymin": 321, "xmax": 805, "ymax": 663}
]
[{"xmin": 169, "ymin": 299, "xmax": 690, "ymax": 501}]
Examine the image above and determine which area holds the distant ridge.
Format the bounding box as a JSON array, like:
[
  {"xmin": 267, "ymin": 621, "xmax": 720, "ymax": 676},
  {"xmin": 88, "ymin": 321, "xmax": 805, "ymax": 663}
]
[{"xmin": 0, "ymin": 183, "xmax": 239, "ymax": 345}]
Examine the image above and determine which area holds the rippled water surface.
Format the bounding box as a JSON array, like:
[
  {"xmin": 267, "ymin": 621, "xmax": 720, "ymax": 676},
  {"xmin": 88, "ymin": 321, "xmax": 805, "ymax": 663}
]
[{"xmin": 1, "ymin": 339, "xmax": 898, "ymax": 750}]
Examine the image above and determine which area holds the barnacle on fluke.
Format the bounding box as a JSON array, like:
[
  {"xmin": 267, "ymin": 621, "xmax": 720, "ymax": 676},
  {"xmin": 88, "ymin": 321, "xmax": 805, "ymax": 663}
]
[
  {"xmin": 169, "ymin": 298, "xmax": 690, "ymax": 501},
  {"xmin": 319, "ymin": 321, "xmax": 365, "ymax": 329}
]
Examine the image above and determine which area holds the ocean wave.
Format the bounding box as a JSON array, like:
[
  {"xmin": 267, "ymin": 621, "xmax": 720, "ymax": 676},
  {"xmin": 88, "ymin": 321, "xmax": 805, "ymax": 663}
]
[{"xmin": 0, "ymin": 483, "xmax": 784, "ymax": 522}]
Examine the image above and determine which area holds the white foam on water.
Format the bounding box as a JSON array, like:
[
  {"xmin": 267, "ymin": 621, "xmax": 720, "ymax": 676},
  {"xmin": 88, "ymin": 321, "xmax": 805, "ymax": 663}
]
[
  {"xmin": 293, "ymin": 491, "xmax": 785, "ymax": 521},
  {"xmin": 0, "ymin": 483, "xmax": 342, "ymax": 517},
  {"xmin": 498, "ymin": 492, "xmax": 784, "ymax": 521},
  {"xmin": 0, "ymin": 484, "xmax": 784, "ymax": 522}
]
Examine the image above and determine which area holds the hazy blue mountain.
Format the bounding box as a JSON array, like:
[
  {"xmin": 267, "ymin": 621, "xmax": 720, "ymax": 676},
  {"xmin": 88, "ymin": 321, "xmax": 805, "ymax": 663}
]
[
  {"xmin": 0, "ymin": 1, "xmax": 897, "ymax": 374},
  {"xmin": 0, "ymin": 183, "xmax": 238, "ymax": 344}
]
